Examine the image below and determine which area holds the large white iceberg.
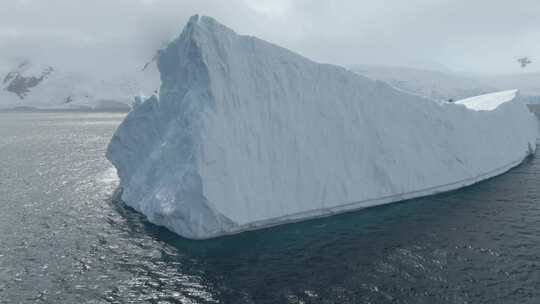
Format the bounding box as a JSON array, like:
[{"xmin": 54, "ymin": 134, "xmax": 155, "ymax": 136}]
[{"xmin": 107, "ymin": 15, "xmax": 539, "ymax": 239}]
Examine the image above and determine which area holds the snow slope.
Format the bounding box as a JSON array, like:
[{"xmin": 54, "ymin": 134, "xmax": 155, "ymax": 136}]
[
  {"xmin": 352, "ymin": 65, "xmax": 540, "ymax": 104},
  {"xmin": 351, "ymin": 65, "xmax": 492, "ymax": 102},
  {"xmin": 485, "ymin": 74, "xmax": 540, "ymax": 104},
  {"xmin": 0, "ymin": 59, "xmax": 159, "ymax": 110},
  {"xmin": 107, "ymin": 15, "xmax": 539, "ymax": 239}
]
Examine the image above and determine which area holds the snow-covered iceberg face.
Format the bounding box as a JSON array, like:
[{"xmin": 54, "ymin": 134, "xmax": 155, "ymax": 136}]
[{"xmin": 107, "ymin": 15, "xmax": 539, "ymax": 240}]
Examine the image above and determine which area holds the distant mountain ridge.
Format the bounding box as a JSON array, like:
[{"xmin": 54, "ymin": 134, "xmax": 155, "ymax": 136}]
[
  {"xmin": 2, "ymin": 57, "xmax": 537, "ymax": 110},
  {"xmin": 0, "ymin": 59, "xmax": 160, "ymax": 110},
  {"xmin": 352, "ymin": 65, "xmax": 540, "ymax": 104}
]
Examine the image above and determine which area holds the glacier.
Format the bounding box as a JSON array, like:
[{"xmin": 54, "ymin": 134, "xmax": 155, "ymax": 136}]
[{"xmin": 107, "ymin": 15, "xmax": 539, "ymax": 240}]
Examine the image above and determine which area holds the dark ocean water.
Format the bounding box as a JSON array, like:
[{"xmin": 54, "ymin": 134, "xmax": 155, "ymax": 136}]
[{"xmin": 0, "ymin": 111, "xmax": 539, "ymax": 304}]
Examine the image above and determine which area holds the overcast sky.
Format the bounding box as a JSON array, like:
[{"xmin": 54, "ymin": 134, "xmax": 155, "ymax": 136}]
[{"xmin": 1, "ymin": 0, "xmax": 539, "ymax": 75}]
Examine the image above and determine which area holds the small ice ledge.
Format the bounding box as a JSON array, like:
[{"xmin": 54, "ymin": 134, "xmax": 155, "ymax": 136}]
[{"xmin": 456, "ymin": 89, "xmax": 518, "ymax": 111}]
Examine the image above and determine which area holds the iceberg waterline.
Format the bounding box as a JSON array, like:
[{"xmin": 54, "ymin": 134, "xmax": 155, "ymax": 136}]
[{"xmin": 107, "ymin": 15, "xmax": 539, "ymax": 239}]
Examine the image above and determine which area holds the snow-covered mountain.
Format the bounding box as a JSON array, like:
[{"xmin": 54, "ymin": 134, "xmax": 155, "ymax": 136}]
[
  {"xmin": 485, "ymin": 73, "xmax": 540, "ymax": 103},
  {"xmin": 352, "ymin": 65, "xmax": 540, "ymax": 104},
  {"xmin": 107, "ymin": 15, "xmax": 538, "ymax": 239},
  {"xmin": 0, "ymin": 58, "xmax": 160, "ymax": 110},
  {"xmin": 351, "ymin": 65, "xmax": 492, "ymax": 102}
]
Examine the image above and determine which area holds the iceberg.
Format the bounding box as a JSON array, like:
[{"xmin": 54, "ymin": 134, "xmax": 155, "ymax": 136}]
[{"xmin": 107, "ymin": 15, "xmax": 539, "ymax": 239}]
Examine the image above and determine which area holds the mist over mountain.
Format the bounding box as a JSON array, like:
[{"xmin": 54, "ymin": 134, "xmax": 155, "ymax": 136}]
[
  {"xmin": 0, "ymin": 58, "xmax": 159, "ymax": 110},
  {"xmin": 1, "ymin": 0, "xmax": 539, "ymax": 108},
  {"xmin": 2, "ymin": 0, "xmax": 540, "ymax": 76},
  {"xmin": 353, "ymin": 65, "xmax": 540, "ymax": 103}
]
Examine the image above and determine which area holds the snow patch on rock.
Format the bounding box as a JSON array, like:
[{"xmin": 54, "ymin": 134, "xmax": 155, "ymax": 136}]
[{"xmin": 0, "ymin": 59, "xmax": 159, "ymax": 110}]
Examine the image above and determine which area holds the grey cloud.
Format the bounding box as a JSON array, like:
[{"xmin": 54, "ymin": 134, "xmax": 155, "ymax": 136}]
[{"xmin": 1, "ymin": 0, "xmax": 539, "ymax": 75}]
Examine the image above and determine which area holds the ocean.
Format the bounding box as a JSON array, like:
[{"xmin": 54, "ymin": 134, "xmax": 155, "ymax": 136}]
[{"xmin": 0, "ymin": 111, "xmax": 539, "ymax": 303}]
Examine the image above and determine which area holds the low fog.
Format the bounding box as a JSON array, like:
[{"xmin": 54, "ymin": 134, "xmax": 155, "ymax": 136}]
[{"xmin": 2, "ymin": 0, "xmax": 540, "ymax": 76}]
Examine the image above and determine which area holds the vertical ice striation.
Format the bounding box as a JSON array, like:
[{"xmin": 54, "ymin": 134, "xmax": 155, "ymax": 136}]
[{"xmin": 107, "ymin": 15, "xmax": 539, "ymax": 239}]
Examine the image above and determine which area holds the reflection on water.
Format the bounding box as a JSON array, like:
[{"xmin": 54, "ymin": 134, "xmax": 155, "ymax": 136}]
[{"xmin": 0, "ymin": 112, "xmax": 539, "ymax": 304}]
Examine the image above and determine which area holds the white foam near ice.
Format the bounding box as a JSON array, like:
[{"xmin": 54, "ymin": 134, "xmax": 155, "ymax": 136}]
[
  {"xmin": 107, "ymin": 15, "xmax": 539, "ymax": 239},
  {"xmin": 98, "ymin": 167, "xmax": 120, "ymax": 185}
]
